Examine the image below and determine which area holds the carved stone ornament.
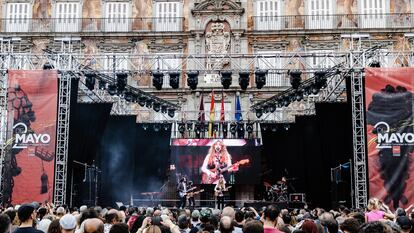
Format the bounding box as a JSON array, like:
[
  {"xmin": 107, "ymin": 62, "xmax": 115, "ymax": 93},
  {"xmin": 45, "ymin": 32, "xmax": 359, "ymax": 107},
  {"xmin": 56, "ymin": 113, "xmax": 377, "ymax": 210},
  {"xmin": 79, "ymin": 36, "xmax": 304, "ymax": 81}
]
[
  {"xmin": 192, "ymin": 0, "xmax": 244, "ymax": 15},
  {"xmin": 205, "ymin": 22, "xmax": 230, "ymax": 70}
]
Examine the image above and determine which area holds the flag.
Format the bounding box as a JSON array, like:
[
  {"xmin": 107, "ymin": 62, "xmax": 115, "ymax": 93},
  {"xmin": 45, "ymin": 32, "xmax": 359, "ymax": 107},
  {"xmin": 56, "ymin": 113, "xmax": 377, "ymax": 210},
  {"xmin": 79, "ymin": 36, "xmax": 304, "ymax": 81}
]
[
  {"xmin": 235, "ymin": 94, "xmax": 242, "ymax": 121},
  {"xmin": 221, "ymin": 91, "xmax": 226, "ymax": 138},
  {"xmin": 198, "ymin": 93, "xmax": 205, "ymax": 122},
  {"xmin": 208, "ymin": 90, "xmax": 215, "ymax": 137}
]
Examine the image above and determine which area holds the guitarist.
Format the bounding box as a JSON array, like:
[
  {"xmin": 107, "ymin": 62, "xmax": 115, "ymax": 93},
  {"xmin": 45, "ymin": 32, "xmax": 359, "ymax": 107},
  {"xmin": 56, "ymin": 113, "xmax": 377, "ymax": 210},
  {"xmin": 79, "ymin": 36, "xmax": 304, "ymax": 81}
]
[
  {"xmin": 177, "ymin": 176, "xmax": 188, "ymax": 209},
  {"xmin": 187, "ymin": 180, "xmax": 195, "ymax": 208},
  {"xmin": 214, "ymin": 175, "xmax": 228, "ymax": 209},
  {"xmin": 201, "ymin": 140, "xmax": 239, "ymax": 184}
]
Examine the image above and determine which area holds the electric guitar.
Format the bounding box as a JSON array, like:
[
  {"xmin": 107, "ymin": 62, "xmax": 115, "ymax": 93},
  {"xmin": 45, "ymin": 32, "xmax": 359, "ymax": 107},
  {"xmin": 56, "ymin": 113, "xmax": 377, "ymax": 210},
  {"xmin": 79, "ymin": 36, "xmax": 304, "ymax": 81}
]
[
  {"xmin": 202, "ymin": 159, "xmax": 250, "ymax": 184},
  {"xmin": 186, "ymin": 189, "xmax": 205, "ymax": 199},
  {"xmin": 215, "ymin": 186, "xmax": 232, "ymax": 197},
  {"xmin": 178, "ymin": 186, "xmax": 196, "ymax": 198}
]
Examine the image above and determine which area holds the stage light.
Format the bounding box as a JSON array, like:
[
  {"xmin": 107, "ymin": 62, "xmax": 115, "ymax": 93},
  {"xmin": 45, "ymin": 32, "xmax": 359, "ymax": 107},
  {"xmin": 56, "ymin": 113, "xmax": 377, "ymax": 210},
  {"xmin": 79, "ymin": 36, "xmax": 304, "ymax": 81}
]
[
  {"xmin": 246, "ymin": 122, "xmax": 254, "ymax": 133},
  {"xmin": 230, "ymin": 122, "xmax": 237, "ymax": 135},
  {"xmin": 187, "ymin": 71, "xmax": 199, "ymax": 90},
  {"xmin": 84, "ymin": 72, "xmax": 96, "ymax": 91},
  {"xmin": 303, "ymin": 87, "xmax": 310, "ymax": 96},
  {"xmin": 314, "ymin": 71, "xmax": 327, "ymax": 89},
  {"xmin": 124, "ymin": 91, "xmax": 135, "ymax": 102},
  {"xmin": 284, "ymin": 124, "xmax": 290, "ymax": 130},
  {"xmin": 311, "ymin": 84, "xmax": 320, "ymax": 95},
  {"xmin": 169, "ymin": 71, "xmax": 180, "ymax": 89},
  {"xmin": 255, "ymin": 108, "xmax": 263, "ymax": 118},
  {"xmin": 237, "ymin": 122, "xmax": 245, "ymax": 138},
  {"xmin": 186, "ymin": 122, "xmax": 193, "ymax": 131},
  {"xmin": 289, "ymin": 70, "xmax": 302, "ymax": 89},
  {"xmin": 163, "ymin": 122, "xmax": 171, "ymax": 131},
  {"xmin": 370, "ymin": 60, "xmax": 381, "ymax": 67},
  {"xmin": 221, "ymin": 70, "xmax": 233, "ymax": 89},
  {"xmin": 282, "ymin": 97, "xmax": 290, "ymax": 107},
  {"xmin": 238, "ymin": 71, "xmax": 250, "ymax": 90},
  {"xmin": 178, "ymin": 122, "xmax": 186, "ymax": 134},
  {"xmin": 161, "ymin": 105, "xmax": 168, "ymax": 113},
  {"xmin": 213, "ymin": 123, "xmax": 219, "ymax": 132},
  {"xmin": 107, "ymin": 84, "xmax": 117, "ymax": 96},
  {"xmin": 295, "ymin": 90, "xmax": 303, "ymax": 101},
  {"xmin": 43, "ymin": 62, "xmax": 54, "ymax": 70},
  {"xmin": 152, "ymin": 71, "xmax": 164, "ymax": 90},
  {"xmin": 255, "ymin": 69, "xmax": 268, "ymax": 89},
  {"xmin": 153, "ymin": 102, "xmax": 161, "ymax": 112},
  {"xmin": 195, "ymin": 122, "xmax": 202, "ymax": 134},
  {"xmin": 263, "ymin": 104, "xmax": 270, "ymax": 114},
  {"xmin": 271, "ymin": 124, "xmax": 278, "ymax": 132},
  {"xmin": 145, "ymin": 98, "xmax": 153, "ymax": 108},
  {"xmin": 168, "ymin": 109, "xmax": 175, "ymax": 118},
  {"xmin": 138, "ymin": 96, "xmax": 147, "ymax": 107},
  {"xmin": 142, "ymin": 123, "xmax": 149, "ymax": 130},
  {"xmin": 116, "ymin": 72, "xmax": 128, "ymax": 94},
  {"xmin": 269, "ymin": 103, "xmax": 276, "ymax": 113},
  {"xmin": 261, "ymin": 124, "xmax": 268, "ymax": 131},
  {"xmin": 222, "ymin": 122, "xmax": 228, "ymax": 133},
  {"xmin": 153, "ymin": 123, "xmax": 161, "ymax": 132},
  {"xmin": 98, "ymin": 79, "xmax": 107, "ymax": 90}
]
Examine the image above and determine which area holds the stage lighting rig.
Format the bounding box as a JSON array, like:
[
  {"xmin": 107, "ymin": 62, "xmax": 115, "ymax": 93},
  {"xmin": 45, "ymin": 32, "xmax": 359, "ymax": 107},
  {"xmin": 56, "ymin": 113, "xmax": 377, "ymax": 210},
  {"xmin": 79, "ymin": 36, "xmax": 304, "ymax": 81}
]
[
  {"xmin": 142, "ymin": 123, "xmax": 149, "ymax": 131},
  {"xmin": 255, "ymin": 108, "xmax": 263, "ymax": 118},
  {"xmin": 107, "ymin": 84, "xmax": 117, "ymax": 96},
  {"xmin": 284, "ymin": 124, "xmax": 290, "ymax": 130},
  {"xmin": 43, "ymin": 62, "xmax": 54, "ymax": 70},
  {"xmin": 178, "ymin": 122, "xmax": 186, "ymax": 134},
  {"xmin": 145, "ymin": 98, "xmax": 153, "ymax": 108},
  {"xmin": 161, "ymin": 105, "xmax": 168, "ymax": 113},
  {"xmin": 186, "ymin": 122, "xmax": 193, "ymax": 131},
  {"xmin": 237, "ymin": 122, "xmax": 245, "ymax": 138},
  {"xmin": 187, "ymin": 71, "xmax": 199, "ymax": 90},
  {"xmin": 268, "ymin": 103, "xmax": 276, "ymax": 113},
  {"xmin": 246, "ymin": 122, "xmax": 254, "ymax": 133},
  {"xmin": 163, "ymin": 122, "xmax": 171, "ymax": 131},
  {"xmin": 153, "ymin": 123, "xmax": 161, "ymax": 132},
  {"xmin": 239, "ymin": 71, "xmax": 250, "ymax": 90},
  {"xmin": 124, "ymin": 91, "xmax": 135, "ymax": 102},
  {"xmin": 295, "ymin": 90, "xmax": 303, "ymax": 101},
  {"xmin": 230, "ymin": 122, "xmax": 237, "ymax": 135},
  {"xmin": 169, "ymin": 71, "xmax": 180, "ymax": 89},
  {"xmin": 153, "ymin": 102, "xmax": 161, "ymax": 112},
  {"xmin": 221, "ymin": 70, "xmax": 233, "ymax": 89},
  {"xmin": 152, "ymin": 71, "xmax": 164, "ymax": 90},
  {"xmin": 98, "ymin": 79, "xmax": 107, "ymax": 90},
  {"xmin": 271, "ymin": 125, "xmax": 278, "ymax": 132},
  {"xmin": 289, "ymin": 70, "xmax": 302, "ymax": 89},
  {"xmin": 138, "ymin": 96, "xmax": 147, "ymax": 107},
  {"xmin": 168, "ymin": 109, "xmax": 175, "ymax": 118},
  {"xmin": 255, "ymin": 69, "xmax": 268, "ymax": 89},
  {"xmin": 116, "ymin": 72, "xmax": 128, "ymax": 94},
  {"xmin": 314, "ymin": 71, "xmax": 327, "ymax": 89},
  {"xmin": 370, "ymin": 60, "xmax": 381, "ymax": 67},
  {"xmin": 84, "ymin": 72, "xmax": 96, "ymax": 91}
]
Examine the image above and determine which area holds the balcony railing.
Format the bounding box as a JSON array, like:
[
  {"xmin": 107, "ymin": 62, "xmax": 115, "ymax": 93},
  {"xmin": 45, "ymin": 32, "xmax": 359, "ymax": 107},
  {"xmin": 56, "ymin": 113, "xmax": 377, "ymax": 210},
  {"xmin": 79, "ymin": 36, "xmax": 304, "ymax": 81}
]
[
  {"xmin": 253, "ymin": 13, "xmax": 414, "ymax": 31},
  {"xmin": 1, "ymin": 17, "xmax": 184, "ymax": 33}
]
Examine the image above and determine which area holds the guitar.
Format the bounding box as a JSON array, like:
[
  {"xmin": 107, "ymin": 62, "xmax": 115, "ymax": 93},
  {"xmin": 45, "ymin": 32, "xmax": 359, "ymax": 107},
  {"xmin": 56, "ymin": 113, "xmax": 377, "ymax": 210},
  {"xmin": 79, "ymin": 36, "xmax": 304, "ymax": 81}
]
[
  {"xmin": 215, "ymin": 186, "xmax": 232, "ymax": 197},
  {"xmin": 186, "ymin": 189, "xmax": 205, "ymax": 199},
  {"xmin": 202, "ymin": 159, "xmax": 250, "ymax": 184},
  {"xmin": 178, "ymin": 186, "xmax": 196, "ymax": 198}
]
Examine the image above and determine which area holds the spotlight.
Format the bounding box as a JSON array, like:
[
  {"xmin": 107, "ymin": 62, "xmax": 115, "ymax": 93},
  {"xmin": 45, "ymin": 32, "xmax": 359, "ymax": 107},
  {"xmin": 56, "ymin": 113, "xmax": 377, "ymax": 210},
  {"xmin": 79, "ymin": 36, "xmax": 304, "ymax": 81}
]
[
  {"xmin": 282, "ymin": 97, "xmax": 290, "ymax": 107},
  {"xmin": 370, "ymin": 60, "xmax": 381, "ymax": 67},
  {"xmin": 269, "ymin": 103, "xmax": 276, "ymax": 113},
  {"xmin": 153, "ymin": 102, "xmax": 161, "ymax": 112},
  {"xmin": 222, "ymin": 122, "xmax": 228, "ymax": 133},
  {"xmin": 152, "ymin": 71, "xmax": 164, "ymax": 90},
  {"xmin": 221, "ymin": 70, "xmax": 232, "ymax": 89},
  {"xmin": 255, "ymin": 69, "xmax": 268, "ymax": 89},
  {"xmin": 107, "ymin": 84, "xmax": 117, "ymax": 95},
  {"xmin": 238, "ymin": 71, "xmax": 250, "ymax": 90},
  {"xmin": 169, "ymin": 71, "xmax": 180, "ymax": 89},
  {"xmin": 187, "ymin": 71, "xmax": 199, "ymax": 90},
  {"xmin": 195, "ymin": 122, "xmax": 202, "ymax": 134},
  {"xmin": 145, "ymin": 98, "xmax": 153, "ymax": 108},
  {"xmin": 43, "ymin": 62, "xmax": 54, "ymax": 70},
  {"xmin": 116, "ymin": 72, "xmax": 128, "ymax": 94},
  {"xmin": 314, "ymin": 71, "xmax": 327, "ymax": 89},
  {"xmin": 284, "ymin": 124, "xmax": 290, "ymax": 130},
  {"xmin": 98, "ymin": 79, "xmax": 107, "ymax": 90},
  {"xmin": 178, "ymin": 122, "xmax": 186, "ymax": 134},
  {"xmin": 261, "ymin": 124, "xmax": 268, "ymax": 131},
  {"xmin": 138, "ymin": 96, "xmax": 147, "ymax": 107},
  {"xmin": 237, "ymin": 122, "xmax": 245, "ymax": 138},
  {"xmin": 163, "ymin": 122, "xmax": 171, "ymax": 131},
  {"xmin": 84, "ymin": 72, "xmax": 96, "ymax": 91},
  {"xmin": 186, "ymin": 122, "xmax": 193, "ymax": 130},
  {"xmin": 263, "ymin": 104, "xmax": 270, "ymax": 113},
  {"xmin": 168, "ymin": 109, "xmax": 175, "ymax": 118},
  {"xmin": 230, "ymin": 122, "xmax": 237, "ymax": 135},
  {"xmin": 289, "ymin": 70, "xmax": 302, "ymax": 89},
  {"xmin": 124, "ymin": 91, "xmax": 135, "ymax": 102},
  {"xmin": 153, "ymin": 123, "xmax": 161, "ymax": 132},
  {"xmin": 311, "ymin": 84, "xmax": 319, "ymax": 95},
  {"xmin": 213, "ymin": 123, "xmax": 219, "ymax": 132},
  {"xmin": 161, "ymin": 105, "xmax": 168, "ymax": 113},
  {"xmin": 246, "ymin": 122, "xmax": 254, "ymax": 133},
  {"xmin": 295, "ymin": 90, "xmax": 303, "ymax": 101},
  {"xmin": 255, "ymin": 108, "xmax": 263, "ymax": 118},
  {"xmin": 271, "ymin": 124, "xmax": 278, "ymax": 132},
  {"xmin": 142, "ymin": 123, "xmax": 149, "ymax": 130}
]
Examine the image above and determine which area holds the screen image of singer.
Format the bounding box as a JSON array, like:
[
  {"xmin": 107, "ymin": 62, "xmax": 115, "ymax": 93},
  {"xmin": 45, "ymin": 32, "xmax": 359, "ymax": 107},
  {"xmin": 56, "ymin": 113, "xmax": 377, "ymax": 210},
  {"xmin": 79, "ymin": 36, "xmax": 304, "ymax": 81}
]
[{"xmin": 170, "ymin": 139, "xmax": 261, "ymax": 184}]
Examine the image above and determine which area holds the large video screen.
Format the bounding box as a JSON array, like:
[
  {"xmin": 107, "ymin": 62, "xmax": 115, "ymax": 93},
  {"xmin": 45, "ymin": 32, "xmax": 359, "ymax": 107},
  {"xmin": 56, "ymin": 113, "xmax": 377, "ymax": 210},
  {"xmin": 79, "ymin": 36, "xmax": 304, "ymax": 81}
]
[{"xmin": 170, "ymin": 139, "xmax": 261, "ymax": 185}]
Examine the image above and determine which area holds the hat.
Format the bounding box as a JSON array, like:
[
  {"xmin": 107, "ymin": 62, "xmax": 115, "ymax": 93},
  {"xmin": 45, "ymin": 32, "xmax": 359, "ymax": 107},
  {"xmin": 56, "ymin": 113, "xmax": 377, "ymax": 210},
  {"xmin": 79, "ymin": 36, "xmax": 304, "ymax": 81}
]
[
  {"xmin": 191, "ymin": 210, "xmax": 200, "ymax": 219},
  {"xmin": 18, "ymin": 203, "xmax": 36, "ymax": 222},
  {"xmin": 37, "ymin": 219, "xmax": 52, "ymax": 233},
  {"xmin": 80, "ymin": 205, "xmax": 88, "ymax": 213},
  {"xmin": 200, "ymin": 209, "xmax": 211, "ymax": 222},
  {"xmin": 60, "ymin": 214, "xmax": 77, "ymax": 230},
  {"xmin": 56, "ymin": 207, "xmax": 66, "ymax": 215},
  {"xmin": 397, "ymin": 216, "xmax": 412, "ymax": 230}
]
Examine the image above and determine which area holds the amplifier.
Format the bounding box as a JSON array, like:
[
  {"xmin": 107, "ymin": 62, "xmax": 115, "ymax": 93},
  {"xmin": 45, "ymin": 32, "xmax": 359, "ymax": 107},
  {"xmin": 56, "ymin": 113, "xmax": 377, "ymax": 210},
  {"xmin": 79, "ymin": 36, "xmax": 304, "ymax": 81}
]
[{"xmin": 289, "ymin": 193, "xmax": 306, "ymax": 203}]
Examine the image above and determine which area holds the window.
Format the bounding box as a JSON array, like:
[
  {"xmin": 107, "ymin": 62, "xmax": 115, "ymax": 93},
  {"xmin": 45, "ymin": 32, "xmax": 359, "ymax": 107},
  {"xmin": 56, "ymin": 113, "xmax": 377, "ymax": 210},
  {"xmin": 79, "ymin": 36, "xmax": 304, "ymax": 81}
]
[
  {"xmin": 154, "ymin": 1, "xmax": 182, "ymax": 31},
  {"xmin": 359, "ymin": 0, "xmax": 388, "ymax": 28},
  {"xmin": 102, "ymin": 54, "xmax": 129, "ymax": 71},
  {"xmin": 104, "ymin": 2, "xmax": 130, "ymax": 32},
  {"xmin": 153, "ymin": 53, "xmax": 182, "ymax": 88},
  {"xmin": 254, "ymin": 0, "xmax": 283, "ymax": 30},
  {"xmin": 256, "ymin": 51, "xmax": 289, "ymax": 87},
  {"xmin": 5, "ymin": 3, "xmax": 31, "ymax": 32},
  {"xmin": 54, "ymin": 2, "xmax": 81, "ymax": 32},
  {"xmin": 305, "ymin": 0, "xmax": 334, "ymax": 29}
]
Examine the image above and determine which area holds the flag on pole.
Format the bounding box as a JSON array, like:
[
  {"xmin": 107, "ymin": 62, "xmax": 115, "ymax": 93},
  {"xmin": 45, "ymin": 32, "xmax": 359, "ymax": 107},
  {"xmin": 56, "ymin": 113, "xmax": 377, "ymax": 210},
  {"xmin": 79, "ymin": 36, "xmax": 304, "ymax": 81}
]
[
  {"xmin": 235, "ymin": 94, "xmax": 242, "ymax": 121},
  {"xmin": 208, "ymin": 90, "xmax": 215, "ymax": 137},
  {"xmin": 221, "ymin": 91, "xmax": 226, "ymax": 138},
  {"xmin": 198, "ymin": 93, "xmax": 205, "ymax": 122}
]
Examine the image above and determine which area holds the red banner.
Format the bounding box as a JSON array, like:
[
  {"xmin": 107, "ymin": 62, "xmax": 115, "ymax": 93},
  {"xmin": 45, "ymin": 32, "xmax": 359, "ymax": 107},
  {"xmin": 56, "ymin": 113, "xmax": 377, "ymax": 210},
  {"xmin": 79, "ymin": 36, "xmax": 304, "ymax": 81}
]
[
  {"xmin": 365, "ymin": 68, "xmax": 414, "ymax": 210},
  {"xmin": 5, "ymin": 70, "xmax": 58, "ymax": 205}
]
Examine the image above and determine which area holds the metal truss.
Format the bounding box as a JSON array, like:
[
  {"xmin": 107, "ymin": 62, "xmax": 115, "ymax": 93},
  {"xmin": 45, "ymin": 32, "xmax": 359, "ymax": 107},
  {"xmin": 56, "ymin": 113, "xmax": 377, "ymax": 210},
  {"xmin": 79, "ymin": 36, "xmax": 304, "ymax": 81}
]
[
  {"xmin": 53, "ymin": 72, "xmax": 72, "ymax": 206},
  {"xmin": 0, "ymin": 71, "xmax": 7, "ymax": 206}
]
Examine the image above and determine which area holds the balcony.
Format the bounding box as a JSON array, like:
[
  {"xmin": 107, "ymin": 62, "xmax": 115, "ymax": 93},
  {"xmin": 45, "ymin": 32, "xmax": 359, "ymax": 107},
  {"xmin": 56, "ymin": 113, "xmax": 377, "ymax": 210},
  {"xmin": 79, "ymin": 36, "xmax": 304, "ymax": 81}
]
[
  {"xmin": 253, "ymin": 13, "xmax": 414, "ymax": 31},
  {"xmin": 1, "ymin": 17, "xmax": 184, "ymax": 33}
]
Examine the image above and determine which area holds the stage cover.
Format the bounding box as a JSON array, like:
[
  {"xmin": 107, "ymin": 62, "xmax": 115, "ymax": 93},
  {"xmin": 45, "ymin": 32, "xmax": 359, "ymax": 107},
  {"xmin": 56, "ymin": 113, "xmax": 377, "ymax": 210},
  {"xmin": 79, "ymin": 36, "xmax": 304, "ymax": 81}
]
[
  {"xmin": 365, "ymin": 68, "xmax": 414, "ymax": 210},
  {"xmin": 5, "ymin": 70, "xmax": 58, "ymax": 205}
]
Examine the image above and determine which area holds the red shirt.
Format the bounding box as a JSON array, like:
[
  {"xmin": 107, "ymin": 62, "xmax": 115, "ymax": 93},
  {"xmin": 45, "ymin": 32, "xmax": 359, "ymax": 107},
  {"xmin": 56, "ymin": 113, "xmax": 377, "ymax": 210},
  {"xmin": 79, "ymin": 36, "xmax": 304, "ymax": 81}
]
[{"xmin": 264, "ymin": 227, "xmax": 284, "ymax": 233}]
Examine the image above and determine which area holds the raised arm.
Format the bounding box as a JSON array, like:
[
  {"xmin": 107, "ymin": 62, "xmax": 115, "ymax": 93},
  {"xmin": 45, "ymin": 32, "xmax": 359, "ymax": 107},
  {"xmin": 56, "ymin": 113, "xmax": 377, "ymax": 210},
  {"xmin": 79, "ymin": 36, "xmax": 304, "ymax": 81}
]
[{"xmin": 201, "ymin": 154, "xmax": 213, "ymax": 176}]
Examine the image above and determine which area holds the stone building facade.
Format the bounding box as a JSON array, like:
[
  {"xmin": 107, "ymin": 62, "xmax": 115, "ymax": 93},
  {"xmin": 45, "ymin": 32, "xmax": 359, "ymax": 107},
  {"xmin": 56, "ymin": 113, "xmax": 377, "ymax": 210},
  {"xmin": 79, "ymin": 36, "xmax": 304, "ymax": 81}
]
[{"xmin": 1, "ymin": 0, "xmax": 413, "ymax": 124}]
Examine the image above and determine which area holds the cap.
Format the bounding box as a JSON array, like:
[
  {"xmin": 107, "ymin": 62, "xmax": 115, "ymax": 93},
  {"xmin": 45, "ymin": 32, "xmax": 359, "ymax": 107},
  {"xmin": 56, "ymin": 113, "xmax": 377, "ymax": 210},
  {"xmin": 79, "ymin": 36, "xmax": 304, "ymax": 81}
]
[
  {"xmin": 80, "ymin": 205, "xmax": 88, "ymax": 213},
  {"xmin": 56, "ymin": 207, "xmax": 66, "ymax": 215},
  {"xmin": 397, "ymin": 216, "xmax": 412, "ymax": 230},
  {"xmin": 191, "ymin": 210, "xmax": 200, "ymax": 219},
  {"xmin": 37, "ymin": 219, "xmax": 52, "ymax": 233},
  {"xmin": 18, "ymin": 203, "xmax": 36, "ymax": 222},
  {"xmin": 60, "ymin": 214, "xmax": 77, "ymax": 230}
]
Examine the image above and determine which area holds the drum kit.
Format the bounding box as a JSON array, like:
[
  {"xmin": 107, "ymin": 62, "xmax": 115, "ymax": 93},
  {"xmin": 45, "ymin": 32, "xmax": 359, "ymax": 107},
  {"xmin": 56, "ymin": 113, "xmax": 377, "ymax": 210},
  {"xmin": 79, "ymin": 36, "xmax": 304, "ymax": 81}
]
[{"xmin": 264, "ymin": 181, "xmax": 288, "ymax": 202}]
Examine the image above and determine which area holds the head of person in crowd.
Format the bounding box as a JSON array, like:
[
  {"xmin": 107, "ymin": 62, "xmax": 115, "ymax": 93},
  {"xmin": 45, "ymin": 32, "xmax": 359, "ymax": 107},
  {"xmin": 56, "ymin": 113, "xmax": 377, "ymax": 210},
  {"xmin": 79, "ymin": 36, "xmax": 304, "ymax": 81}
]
[
  {"xmin": 105, "ymin": 209, "xmax": 119, "ymax": 225},
  {"xmin": 60, "ymin": 214, "xmax": 77, "ymax": 233},
  {"xmin": 359, "ymin": 221, "xmax": 386, "ymax": 233},
  {"xmin": 220, "ymin": 216, "xmax": 234, "ymax": 233},
  {"xmin": 395, "ymin": 208, "xmax": 406, "ymax": 218},
  {"xmin": 396, "ymin": 216, "xmax": 412, "ymax": 233},
  {"xmin": 109, "ymin": 223, "xmax": 129, "ymax": 233},
  {"xmin": 178, "ymin": 214, "xmax": 189, "ymax": 230},
  {"xmin": 263, "ymin": 205, "xmax": 280, "ymax": 228},
  {"xmin": 300, "ymin": 220, "xmax": 318, "ymax": 233},
  {"xmin": 37, "ymin": 208, "xmax": 48, "ymax": 221},
  {"xmin": 339, "ymin": 218, "xmax": 361, "ymax": 233},
  {"xmin": 47, "ymin": 219, "xmax": 62, "ymax": 233},
  {"xmin": 80, "ymin": 209, "xmax": 99, "ymax": 225},
  {"xmin": 243, "ymin": 220, "xmax": 263, "ymax": 233},
  {"xmin": 0, "ymin": 214, "xmax": 11, "ymax": 233},
  {"xmin": 18, "ymin": 203, "xmax": 37, "ymax": 227},
  {"xmin": 84, "ymin": 218, "xmax": 104, "ymax": 233},
  {"xmin": 37, "ymin": 218, "xmax": 52, "ymax": 233},
  {"xmin": 235, "ymin": 210, "xmax": 245, "ymax": 226}
]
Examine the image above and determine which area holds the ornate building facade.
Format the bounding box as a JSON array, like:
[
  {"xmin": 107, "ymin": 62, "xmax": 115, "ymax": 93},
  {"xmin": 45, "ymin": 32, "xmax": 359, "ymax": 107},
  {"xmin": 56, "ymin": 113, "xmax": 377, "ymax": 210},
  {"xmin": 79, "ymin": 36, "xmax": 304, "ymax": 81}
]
[{"xmin": 1, "ymin": 0, "xmax": 413, "ymax": 124}]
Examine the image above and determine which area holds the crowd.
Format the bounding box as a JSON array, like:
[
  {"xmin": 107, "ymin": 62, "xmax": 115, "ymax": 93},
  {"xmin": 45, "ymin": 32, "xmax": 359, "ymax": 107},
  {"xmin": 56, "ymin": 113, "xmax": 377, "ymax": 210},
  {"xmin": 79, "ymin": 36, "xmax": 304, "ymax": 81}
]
[{"xmin": 0, "ymin": 197, "xmax": 413, "ymax": 233}]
